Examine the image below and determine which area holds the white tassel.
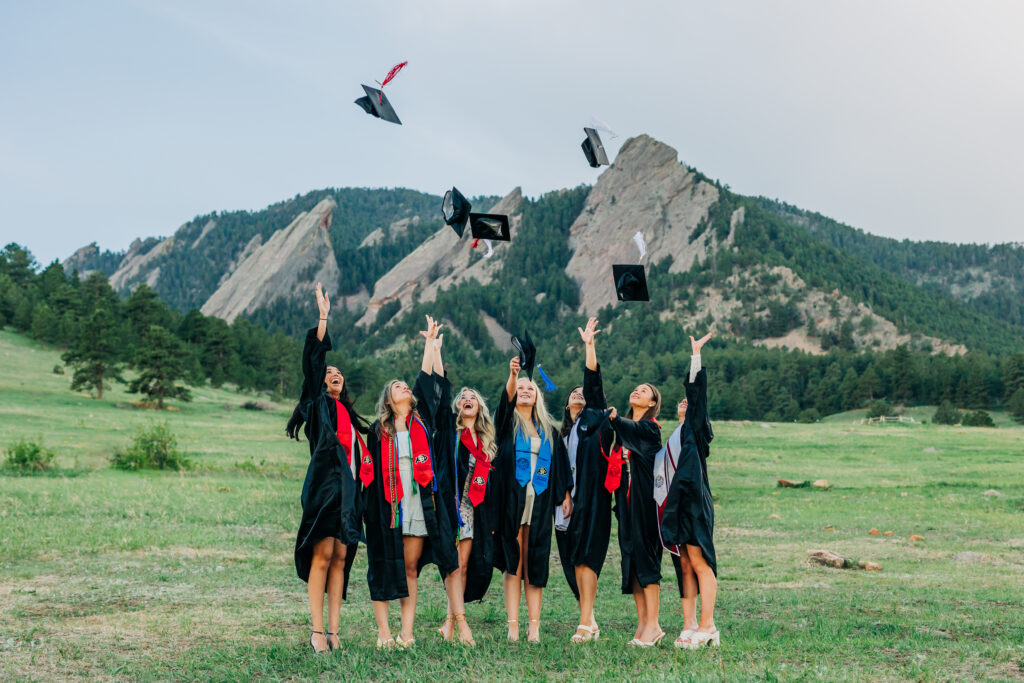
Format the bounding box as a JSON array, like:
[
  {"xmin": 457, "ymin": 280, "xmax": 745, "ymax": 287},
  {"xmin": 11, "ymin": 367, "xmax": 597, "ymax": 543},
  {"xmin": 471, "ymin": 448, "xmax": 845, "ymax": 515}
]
[
  {"xmin": 483, "ymin": 239, "xmax": 494, "ymax": 258},
  {"xmin": 633, "ymin": 231, "xmax": 647, "ymax": 263}
]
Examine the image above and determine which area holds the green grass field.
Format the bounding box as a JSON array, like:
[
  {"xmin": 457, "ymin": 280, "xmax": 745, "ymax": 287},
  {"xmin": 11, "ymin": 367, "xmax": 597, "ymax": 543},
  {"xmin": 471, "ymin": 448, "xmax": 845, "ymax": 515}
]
[{"xmin": 2, "ymin": 328, "xmax": 1023, "ymax": 681}]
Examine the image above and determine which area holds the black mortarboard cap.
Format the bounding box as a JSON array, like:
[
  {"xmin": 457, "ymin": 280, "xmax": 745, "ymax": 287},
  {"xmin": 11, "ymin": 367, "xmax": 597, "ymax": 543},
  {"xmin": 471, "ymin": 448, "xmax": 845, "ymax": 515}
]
[
  {"xmin": 354, "ymin": 85, "xmax": 402, "ymax": 125},
  {"xmin": 581, "ymin": 127, "xmax": 609, "ymax": 168},
  {"xmin": 469, "ymin": 213, "xmax": 511, "ymax": 242},
  {"xmin": 511, "ymin": 331, "xmax": 536, "ymax": 380},
  {"xmin": 613, "ymin": 264, "xmax": 649, "ymax": 302},
  {"xmin": 442, "ymin": 187, "xmax": 472, "ymax": 237}
]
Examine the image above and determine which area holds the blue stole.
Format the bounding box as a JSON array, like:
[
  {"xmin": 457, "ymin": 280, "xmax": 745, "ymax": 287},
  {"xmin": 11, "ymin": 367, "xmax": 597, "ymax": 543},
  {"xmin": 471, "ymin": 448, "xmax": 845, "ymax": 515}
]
[{"xmin": 514, "ymin": 429, "xmax": 552, "ymax": 495}]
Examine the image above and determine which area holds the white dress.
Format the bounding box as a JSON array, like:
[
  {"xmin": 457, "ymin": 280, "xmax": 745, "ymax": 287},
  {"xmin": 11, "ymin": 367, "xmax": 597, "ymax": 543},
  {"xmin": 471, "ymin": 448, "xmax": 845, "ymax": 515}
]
[
  {"xmin": 397, "ymin": 431, "xmax": 427, "ymax": 537},
  {"xmin": 520, "ymin": 436, "xmax": 541, "ymax": 526}
]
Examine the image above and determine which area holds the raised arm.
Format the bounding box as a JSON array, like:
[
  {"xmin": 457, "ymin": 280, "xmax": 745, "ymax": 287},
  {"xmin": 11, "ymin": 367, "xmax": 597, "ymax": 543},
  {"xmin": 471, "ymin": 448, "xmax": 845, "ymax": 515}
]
[
  {"xmin": 315, "ymin": 282, "xmax": 329, "ymax": 342},
  {"xmin": 505, "ymin": 355, "xmax": 521, "ymax": 401},
  {"xmin": 495, "ymin": 357, "xmax": 520, "ymax": 441},
  {"xmin": 419, "ymin": 315, "xmax": 443, "ymax": 374},
  {"xmin": 415, "ymin": 316, "xmax": 444, "ymax": 429},
  {"xmin": 578, "ymin": 317, "xmax": 605, "ymax": 409},
  {"xmin": 432, "ymin": 333, "xmax": 445, "ymax": 376}
]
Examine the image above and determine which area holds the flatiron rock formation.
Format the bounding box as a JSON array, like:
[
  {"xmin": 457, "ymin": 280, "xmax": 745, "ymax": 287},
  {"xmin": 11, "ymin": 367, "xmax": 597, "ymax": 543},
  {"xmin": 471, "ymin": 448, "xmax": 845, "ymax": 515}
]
[{"xmin": 201, "ymin": 198, "xmax": 338, "ymax": 322}]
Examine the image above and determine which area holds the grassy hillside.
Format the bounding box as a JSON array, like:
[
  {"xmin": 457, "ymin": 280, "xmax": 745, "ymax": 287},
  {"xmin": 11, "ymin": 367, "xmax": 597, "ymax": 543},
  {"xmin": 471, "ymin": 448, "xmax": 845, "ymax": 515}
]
[{"xmin": 2, "ymin": 330, "xmax": 1023, "ymax": 680}]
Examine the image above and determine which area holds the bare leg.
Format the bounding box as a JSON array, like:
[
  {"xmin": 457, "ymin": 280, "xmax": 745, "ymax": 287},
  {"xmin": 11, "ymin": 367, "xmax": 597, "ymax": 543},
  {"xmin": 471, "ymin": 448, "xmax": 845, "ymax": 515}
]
[
  {"xmin": 677, "ymin": 554, "xmax": 699, "ymax": 632},
  {"xmin": 574, "ymin": 566, "xmax": 599, "ymax": 636},
  {"xmin": 630, "ymin": 573, "xmax": 646, "ymax": 641},
  {"xmin": 503, "ymin": 525, "xmax": 527, "ymax": 641},
  {"xmin": 399, "ymin": 536, "xmax": 424, "ymax": 642},
  {"xmin": 525, "ymin": 581, "xmax": 543, "ymax": 642},
  {"xmin": 372, "ymin": 600, "xmax": 392, "ymax": 642},
  {"xmin": 325, "ymin": 539, "xmax": 347, "ymax": 649},
  {"xmin": 638, "ymin": 582, "xmax": 662, "ymax": 642},
  {"xmin": 307, "ymin": 537, "xmax": 334, "ymax": 652},
  {"xmin": 687, "ymin": 545, "xmax": 717, "ymax": 633},
  {"xmin": 444, "ymin": 539, "xmax": 474, "ymax": 643},
  {"xmin": 442, "ymin": 539, "xmax": 473, "ymax": 639}
]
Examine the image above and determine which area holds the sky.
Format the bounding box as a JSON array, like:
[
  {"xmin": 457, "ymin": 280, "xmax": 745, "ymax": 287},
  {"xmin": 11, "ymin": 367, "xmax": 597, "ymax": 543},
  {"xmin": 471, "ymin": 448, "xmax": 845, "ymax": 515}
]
[{"xmin": 2, "ymin": 0, "xmax": 1022, "ymax": 266}]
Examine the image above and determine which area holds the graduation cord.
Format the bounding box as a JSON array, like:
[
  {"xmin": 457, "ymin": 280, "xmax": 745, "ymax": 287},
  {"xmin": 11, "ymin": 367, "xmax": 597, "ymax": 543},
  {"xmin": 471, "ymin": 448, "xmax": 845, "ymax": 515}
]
[{"xmin": 388, "ymin": 435, "xmax": 400, "ymax": 529}]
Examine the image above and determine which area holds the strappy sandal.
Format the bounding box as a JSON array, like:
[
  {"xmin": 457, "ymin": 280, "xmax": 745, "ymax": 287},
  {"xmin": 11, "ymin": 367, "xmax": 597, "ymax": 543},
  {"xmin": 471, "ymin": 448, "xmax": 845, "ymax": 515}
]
[
  {"xmin": 570, "ymin": 624, "xmax": 596, "ymax": 643},
  {"xmin": 454, "ymin": 613, "xmax": 476, "ymax": 647},
  {"xmin": 674, "ymin": 628, "xmax": 697, "ymax": 649},
  {"xmin": 309, "ymin": 630, "xmax": 328, "ymax": 653},
  {"xmin": 507, "ymin": 619, "xmax": 519, "ymax": 642},
  {"xmin": 438, "ymin": 616, "xmax": 455, "ymax": 642},
  {"xmin": 375, "ymin": 636, "xmax": 395, "ymax": 649},
  {"xmin": 628, "ymin": 630, "xmax": 666, "ymax": 648},
  {"xmin": 395, "ymin": 634, "xmax": 416, "ymax": 648},
  {"xmin": 326, "ymin": 631, "xmax": 339, "ymax": 652},
  {"xmin": 684, "ymin": 629, "xmax": 719, "ymax": 649},
  {"xmin": 527, "ymin": 618, "xmax": 540, "ymax": 644}
]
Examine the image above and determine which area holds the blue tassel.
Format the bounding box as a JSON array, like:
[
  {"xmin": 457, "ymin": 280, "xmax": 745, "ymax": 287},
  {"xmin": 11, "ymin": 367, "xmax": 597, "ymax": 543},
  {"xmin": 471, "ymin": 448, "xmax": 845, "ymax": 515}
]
[{"xmin": 537, "ymin": 364, "xmax": 557, "ymax": 391}]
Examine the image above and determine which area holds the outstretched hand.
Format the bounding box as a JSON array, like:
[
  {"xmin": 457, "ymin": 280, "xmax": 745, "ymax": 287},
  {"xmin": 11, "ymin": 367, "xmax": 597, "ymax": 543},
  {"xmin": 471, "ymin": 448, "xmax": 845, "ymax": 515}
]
[
  {"xmin": 509, "ymin": 356, "xmax": 521, "ymax": 378},
  {"xmin": 606, "ymin": 406, "xmax": 618, "ymax": 421},
  {"xmin": 690, "ymin": 331, "xmax": 713, "ymax": 355},
  {"xmin": 578, "ymin": 317, "xmax": 601, "ymax": 345},
  {"xmin": 315, "ymin": 282, "xmax": 330, "ymax": 318},
  {"xmin": 433, "ymin": 333, "xmax": 444, "ymax": 352},
  {"xmin": 419, "ymin": 315, "xmax": 443, "ymax": 342}
]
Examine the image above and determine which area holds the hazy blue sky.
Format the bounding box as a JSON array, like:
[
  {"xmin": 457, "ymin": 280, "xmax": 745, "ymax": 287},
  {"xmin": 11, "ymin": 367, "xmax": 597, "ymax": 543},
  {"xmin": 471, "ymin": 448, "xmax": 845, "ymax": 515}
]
[{"xmin": 2, "ymin": 1, "xmax": 1022, "ymax": 265}]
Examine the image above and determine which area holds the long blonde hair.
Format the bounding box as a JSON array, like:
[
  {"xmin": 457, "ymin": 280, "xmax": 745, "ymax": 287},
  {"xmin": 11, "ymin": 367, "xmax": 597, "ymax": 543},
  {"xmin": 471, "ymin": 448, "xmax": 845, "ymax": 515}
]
[
  {"xmin": 511, "ymin": 377, "xmax": 557, "ymax": 440},
  {"xmin": 375, "ymin": 379, "xmax": 419, "ymax": 438},
  {"xmin": 454, "ymin": 387, "xmax": 497, "ymax": 459}
]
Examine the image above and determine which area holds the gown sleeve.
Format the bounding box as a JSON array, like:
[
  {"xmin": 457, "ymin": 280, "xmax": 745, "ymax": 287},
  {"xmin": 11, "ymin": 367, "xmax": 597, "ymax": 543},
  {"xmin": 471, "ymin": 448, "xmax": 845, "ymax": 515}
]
[
  {"xmin": 551, "ymin": 430, "xmax": 572, "ymax": 505},
  {"xmin": 684, "ymin": 367, "xmax": 713, "ymax": 453},
  {"xmin": 494, "ymin": 385, "xmax": 515, "ymax": 443},
  {"xmin": 582, "ymin": 363, "xmax": 606, "ymax": 410},
  {"xmin": 610, "ymin": 415, "xmax": 662, "ymax": 455},
  {"xmin": 413, "ymin": 370, "xmax": 443, "ymax": 434},
  {"xmin": 300, "ymin": 326, "xmax": 332, "ymax": 405}
]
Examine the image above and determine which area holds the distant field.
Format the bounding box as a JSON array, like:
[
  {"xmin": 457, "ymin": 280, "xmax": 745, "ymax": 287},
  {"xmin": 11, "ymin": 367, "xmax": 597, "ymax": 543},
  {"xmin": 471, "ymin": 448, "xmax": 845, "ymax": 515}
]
[{"xmin": 2, "ymin": 328, "xmax": 1023, "ymax": 681}]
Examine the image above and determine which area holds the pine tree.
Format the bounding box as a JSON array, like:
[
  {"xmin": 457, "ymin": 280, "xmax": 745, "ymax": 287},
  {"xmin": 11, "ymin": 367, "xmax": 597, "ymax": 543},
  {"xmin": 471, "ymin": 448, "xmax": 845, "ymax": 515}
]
[
  {"xmin": 61, "ymin": 305, "xmax": 126, "ymax": 399},
  {"xmin": 857, "ymin": 365, "xmax": 883, "ymax": 401},
  {"xmin": 838, "ymin": 368, "xmax": 860, "ymax": 410},
  {"xmin": 129, "ymin": 325, "xmax": 192, "ymax": 408},
  {"xmin": 1007, "ymin": 388, "xmax": 1024, "ymax": 423},
  {"xmin": 891, "ymin": 345, "xmax": 914, "ymax": 402},
  {"xmin": 126, "ymin": 284, "xmax": 172, "ymax": 348}
]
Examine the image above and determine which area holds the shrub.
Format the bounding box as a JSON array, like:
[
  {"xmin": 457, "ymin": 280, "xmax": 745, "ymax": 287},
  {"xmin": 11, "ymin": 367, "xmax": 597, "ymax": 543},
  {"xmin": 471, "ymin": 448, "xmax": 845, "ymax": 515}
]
[
  {"xmin": 797, "ymin": 408, "xmax": 820, "ymax": 423},
  {"xmin": 962, "ymin": 411, "xmax": 996, "ymax": 428},
  {"xmin": 52, "ymin": 364, "xmax": 64, "ymax": 375},
  {"xmin": 1007, "ymin": 388, "xmax": 1024, "ymax": 424},
  {"xmin": 4, "ymin": 437, "xmax": 55, "ymax": 472},
  {"xmin": 932, "ymin": 400, "xmax": 961, "ymax": 425},
  {"xmin": 111, "ymin": 423, "xmax": 192, "ymax": 471},
  {"xmin": 866, "ymin": 399, "xmax": 895, "ymax": 419},
  {"xmin": 241, "ymin": 399, "xmax": 276, "ymax": 411}
]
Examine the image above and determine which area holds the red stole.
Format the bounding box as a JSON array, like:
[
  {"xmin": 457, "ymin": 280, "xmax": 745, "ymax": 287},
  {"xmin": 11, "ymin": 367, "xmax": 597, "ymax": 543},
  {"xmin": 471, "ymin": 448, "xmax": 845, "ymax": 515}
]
[
  {"xmin": 334, "ymin": 399, "xmax": 353, "ymax": 465},
  {"xmin": 359, "ymin": 415, "xmax": 433, "ymax": 526},
  {"xmin": 604, "ymin": 443, "xmax": 630, "ymax": 497},
  {"xmin": 459, "ymin": 429, "xmax": 491, "ymax": 507}
]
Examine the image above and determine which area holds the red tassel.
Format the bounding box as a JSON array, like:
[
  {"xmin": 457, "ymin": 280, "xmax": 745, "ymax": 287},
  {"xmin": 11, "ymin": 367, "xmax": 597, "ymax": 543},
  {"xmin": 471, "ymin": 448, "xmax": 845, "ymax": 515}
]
[
  {"xmin": 377, "ymin": 60, "xmax": 408, "ymax": 103},
  {"xmin": 471, "ymin": 239, "xmax": 480, "ymax": 249}
]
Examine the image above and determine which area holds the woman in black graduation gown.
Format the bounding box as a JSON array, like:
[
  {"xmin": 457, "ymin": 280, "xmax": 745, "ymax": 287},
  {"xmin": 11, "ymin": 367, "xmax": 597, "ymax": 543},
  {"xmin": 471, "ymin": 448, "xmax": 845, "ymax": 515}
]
[
  {"xmin": 555, "ymin": 317, "xmax": 615, "ymax": 643},
  {"xmin": 661, "ymin": 332, "xmax": 719, "ymax": 649},
  {"xmin": 494, "ymin": 355, "xmax": 573, "ymax": 643},
  {"xmin": 431, "ymin": 364, "xmax": 499, "ymax": 646},
  {"xmin": 360, "ymin": 316, "xmax": 460, "ymax": 648},
  {"xmin": 607, "ymin": 373, "xmax": 665, "ymax": 647},
  {"xmin": 288, "ymin": 283, "xmax": 368, "ymax": 654}
]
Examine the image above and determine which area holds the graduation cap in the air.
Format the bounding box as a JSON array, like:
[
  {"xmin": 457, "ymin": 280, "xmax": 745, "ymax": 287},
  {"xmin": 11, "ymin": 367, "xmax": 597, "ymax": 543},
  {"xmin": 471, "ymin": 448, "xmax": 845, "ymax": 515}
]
[
  {"xmin": 613, "ymin": 264, "xmax": 650, "ymax": 302},
  {"xmin": 581, "ymin": 127, "xmax": 609, "ymax": 168},
  {"xmin": 442, "ymin": 187, "xmax": 472, "ymax": 237},
  {"xmin": 469, "ymin": 213, "xmax": 510, "ymax": 242},
  {"xmin": 354, "ymin": 85, "xmax": 402, "ymax": 125},
  {"xmin": 511, "ymin": 330, "xmax": 558, "ymax": 390}
]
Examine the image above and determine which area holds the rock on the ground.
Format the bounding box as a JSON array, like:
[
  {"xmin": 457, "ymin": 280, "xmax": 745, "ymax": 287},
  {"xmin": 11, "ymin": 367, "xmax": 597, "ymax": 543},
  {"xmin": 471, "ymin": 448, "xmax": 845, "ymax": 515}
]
[
  {"xmin": 982, "ymin": 489, "xmax": 1002, "ymax": 497},
  {"xmin": 812, "ymin": 479, "xmax": 830, "ymax": 489},
  {"xmin": 909, "ymin": 534, "xmax": 926, "ymax": 542},
  {"xmin": 778, "ymin": 479, "xmax": 810, "ymax": 488}
]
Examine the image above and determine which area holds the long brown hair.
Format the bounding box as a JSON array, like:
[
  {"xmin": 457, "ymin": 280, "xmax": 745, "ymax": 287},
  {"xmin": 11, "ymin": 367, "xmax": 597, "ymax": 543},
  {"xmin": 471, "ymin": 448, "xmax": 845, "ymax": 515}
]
[
  {"xmin": 286, "ymin": 367, "xmax": 368, "ymax": 440},
  {"xmin": 454, "ymin": 388, "xmax": 497, "ymax": 458},
  {"xmin": 375, "ymin": 379, "xmax": 419, "ymax": 438},
  {"xmin": 560, "ymin": 385, "xmax": 583, "ymax": 438},
  {"xmin": 629, "ymin": 383, "xmax": 662, "ymax": 422}
]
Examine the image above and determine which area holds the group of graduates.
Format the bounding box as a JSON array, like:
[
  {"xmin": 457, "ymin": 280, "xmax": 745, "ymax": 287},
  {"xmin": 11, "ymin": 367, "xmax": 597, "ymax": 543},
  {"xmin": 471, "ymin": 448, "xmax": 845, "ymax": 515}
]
[{"xmin": 288, "ymin": 283, "xmax": 719, "ymax": 653}]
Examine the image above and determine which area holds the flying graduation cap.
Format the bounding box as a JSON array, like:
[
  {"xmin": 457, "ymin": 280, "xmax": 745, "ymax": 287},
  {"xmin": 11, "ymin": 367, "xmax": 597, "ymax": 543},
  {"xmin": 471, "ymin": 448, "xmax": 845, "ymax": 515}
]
[
  {"xmin": 581, "ymin": 127, "xmax": 610, "ymax": 168},
  {"xmin": 353, "ymin": 61, "xmax": 408, "ymax": 125},
  {"xmin": 354, "ymin": 85, "xmax": 402, "ymax": 125},
  {"xmin": 442, "ymin": 187, "xmax": 472, "ymax": 237},
  {"xmin": 613, "ymin": 264, "xmax": 650, "ymax": 302},
  {"xmin": 509, "ymin": 331, "xmax": 558, "ymax": 390},
  {"xmin": 612, "ymin": 230, "xmax": 650, "ymax": 301},
  {"xmin": 468, "ymin": 213, "xmax": 510, "ymax": 242}
]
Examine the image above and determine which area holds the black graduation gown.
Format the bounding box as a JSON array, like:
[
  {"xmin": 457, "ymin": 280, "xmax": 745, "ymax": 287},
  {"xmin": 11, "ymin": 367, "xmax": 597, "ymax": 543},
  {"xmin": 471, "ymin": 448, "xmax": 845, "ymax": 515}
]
[
  {"xmin": 610, "ymin": 413, "xmax": 664, "ymax": 593},
  {"xmin": 556, "ymin": 364, "xmax": 615, "ymax": 600},
  {"xmin": 431, "ymin": 373, "xmax": 499, "ymax": 602},
  {"xmin": 360, "ymin": 371, "xmax": 460, "ymax": 602},
  {"xmin": 293, "ymin": 327, "xmax": 359, "ymax": 599},
  {"xmin": 492, "ymin": 388, "xmax": 572, "ymax": 588},
  {"xmin": 661, "ymin": 367, "xmax": 717, "ymax": 577}
]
